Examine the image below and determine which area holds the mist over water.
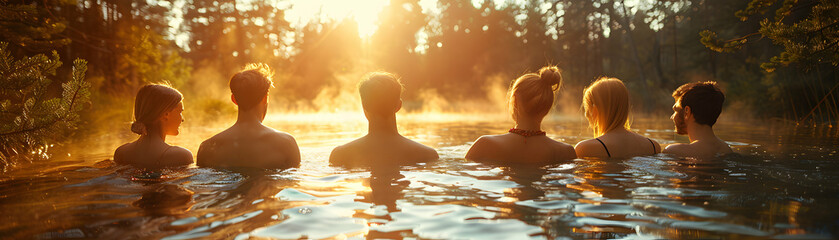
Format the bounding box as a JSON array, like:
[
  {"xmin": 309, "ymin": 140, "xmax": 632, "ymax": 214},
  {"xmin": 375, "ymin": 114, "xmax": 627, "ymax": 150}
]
[{"xmin": 2, "ymin": 116, "xmax": 838, "ymax": 239}]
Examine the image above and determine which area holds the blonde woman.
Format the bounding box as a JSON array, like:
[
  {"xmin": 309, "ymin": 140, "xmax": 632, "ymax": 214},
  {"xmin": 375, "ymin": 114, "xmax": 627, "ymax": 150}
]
[
  {"xmin": 114, "ymin": 84, "xmax": 193, "ymax": 168},
  {"xmin": 574, "ymin": 78, "xmax": 660, "ymax": 158},
  {"xmin": 466, "ymin": 66, "xmax": 576, "ymax": 163}
]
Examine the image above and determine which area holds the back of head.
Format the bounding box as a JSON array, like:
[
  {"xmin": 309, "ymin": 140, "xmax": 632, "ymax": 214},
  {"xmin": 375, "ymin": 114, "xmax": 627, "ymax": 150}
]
[
  {"xmin": 359, "ymin": 72, "xmax": 402, "ymax": 116},
  {"xmin": 132, "ymin": 84, "xmax": 183, "ymax": 135},
  {"xmin": 230, "ymin": 63, "xmax": 274, "ymax": 110},
  {"xmin": 509, "ymin": 66, "xmax": 562, "ymax": 121},
  {"xmin": 673, "ymin": 81, "xmax": 725, "ymax": 126},
  {"xmin": 582, "ymin": 77, "xmax": 630, "ymax": 136}
]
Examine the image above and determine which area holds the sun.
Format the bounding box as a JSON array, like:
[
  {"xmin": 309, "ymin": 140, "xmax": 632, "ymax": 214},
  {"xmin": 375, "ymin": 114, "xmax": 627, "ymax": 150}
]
[{"xmin": 284, "ymin": 0, "xmax": 389, "ymax": 38}]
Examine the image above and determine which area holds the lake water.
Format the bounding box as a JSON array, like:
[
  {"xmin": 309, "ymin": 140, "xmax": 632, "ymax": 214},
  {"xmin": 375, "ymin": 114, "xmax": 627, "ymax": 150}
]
[{"xmin": 1, "ymin": 113, "xmax": 838, "ymax": 239}]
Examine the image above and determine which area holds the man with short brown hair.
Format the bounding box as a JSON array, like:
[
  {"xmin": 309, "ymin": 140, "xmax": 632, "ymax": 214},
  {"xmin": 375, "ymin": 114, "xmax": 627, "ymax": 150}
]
[
  {"xmin": 329, "ymin": 72, "xmax": 438, "ymax": 167},
  {"xmin": 197, "ymin": 63, "xmax": 300, "ymax": 168},
  {"xmin": 663, "ymin": 81, "xmax": 732, "ymax": 159}
]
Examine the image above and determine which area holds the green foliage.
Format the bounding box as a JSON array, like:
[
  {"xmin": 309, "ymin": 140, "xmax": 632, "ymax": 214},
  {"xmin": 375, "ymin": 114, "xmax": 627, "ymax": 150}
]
[
  {"xmin": 0, "ymin": 42, "xmax": 90, "ymax": 171},
  {"xmin": 112, "ymin": 24, "xmax": 192, "ymax": 89},
  {"xmin": 704, "ymin": 0, "xmax": 838, "ymax": 72},
  {"xmin": 0, "ymin": 0, "xmax": 72, "ymax": 53}
]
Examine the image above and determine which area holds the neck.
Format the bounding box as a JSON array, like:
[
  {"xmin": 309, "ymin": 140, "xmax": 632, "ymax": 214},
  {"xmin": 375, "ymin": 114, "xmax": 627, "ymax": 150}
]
[
  {"xmin": 139, "ymin": 130, "xmax": 166, "ymax": 143},
  {"xmin": 514, "ymin": 115, "xmax": 542, "ymax": 131},
  {"xmin": 603, "ymin": 127, "xmax": 630, "ymax": 136},
  {"xmin": 234, "ymin": 107, "xmax": 264, "ymax": 127},
  {"xmin": 367, "ymin": 113, "xmax": 398, "ymax": 136},
  {"xmin": 686, "ymin": 122, "xmax": 716, "ymax": 143}
]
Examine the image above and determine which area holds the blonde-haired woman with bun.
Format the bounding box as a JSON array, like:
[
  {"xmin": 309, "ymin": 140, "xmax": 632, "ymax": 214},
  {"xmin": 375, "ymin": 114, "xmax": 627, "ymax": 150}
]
[
  {"xmin": 466, "ymin": 66, "xmax": 576, "ymax": 163},
  {"xmin": 114, "ymin": 84, "xmax": 193, "ymax": 169},
  {"xmin": 574, "ymin": 77, "xmax": 661, "ymax": 158}
]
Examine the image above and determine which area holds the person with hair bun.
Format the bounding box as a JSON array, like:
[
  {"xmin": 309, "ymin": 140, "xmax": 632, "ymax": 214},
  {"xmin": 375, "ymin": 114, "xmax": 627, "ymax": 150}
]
[
  {"xmin": 197, "ymin": 63, "xmax": 300, "ymax": 169},
  {"xmin": 466, "ymin": 66, "xmax": 576, "ymax": 163},
  {"xmin": 574, "ymin": 77, "xmax": 661, "ymax": 158},
  {"xmin": 114, "ymin": 84, "xmax": 193, "ymax": 169}
]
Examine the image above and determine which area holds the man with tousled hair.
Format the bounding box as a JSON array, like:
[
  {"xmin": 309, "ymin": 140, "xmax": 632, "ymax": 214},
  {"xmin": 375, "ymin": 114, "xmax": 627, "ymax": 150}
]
[
  {"xmin": 329, "ymin": 72, "xmax": 438, "ymax": 167},
  {"xmin": 197, "ymin": 64, "xmax": 301, "ymax": 168},
  {"xmin": 663, "ymin": 81, "xmax": 732, "ymax": 159}
]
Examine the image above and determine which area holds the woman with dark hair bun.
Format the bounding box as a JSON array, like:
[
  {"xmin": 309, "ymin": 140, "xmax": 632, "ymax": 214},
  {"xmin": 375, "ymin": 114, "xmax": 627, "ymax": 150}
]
[
  {"xmin": 466, "ymin": 66, "xmax": 576, "ymax": 164},
  {"xmin": 114, "ymin": 84, "xmax": 193, "ymax": 169}
]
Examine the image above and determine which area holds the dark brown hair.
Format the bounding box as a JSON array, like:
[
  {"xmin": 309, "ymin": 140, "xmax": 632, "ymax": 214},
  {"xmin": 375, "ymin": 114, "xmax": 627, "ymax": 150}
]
[
  {"xmin": 230, "ymin": 63, "xmax": 274, "ymax": 110},
  {"xmin": 672, "ymin": 81, "xmax": 725, "ymax": 126},
  {"xmin": 358, "ymin": 72, "xmax": 402, "ymax": 115}
]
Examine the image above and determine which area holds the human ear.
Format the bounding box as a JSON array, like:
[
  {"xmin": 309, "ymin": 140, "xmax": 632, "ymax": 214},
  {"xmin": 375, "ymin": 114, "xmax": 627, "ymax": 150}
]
[
  {"xmin": 684, "ymin": 106, "xmax": 692, "ymax": 120},
  {"xmin": 396, "ymin": 99, "xmax": 403, "ymax": 112},
  {"xmin": 231, "ymin": 94, "xmax": 238, "ymax": 105}
]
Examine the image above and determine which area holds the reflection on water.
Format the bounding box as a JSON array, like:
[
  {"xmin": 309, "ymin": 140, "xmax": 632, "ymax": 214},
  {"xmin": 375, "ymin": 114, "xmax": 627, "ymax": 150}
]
[{"xmin": 1, "ymin": 116, "xmax": 838, "ymax": 239}]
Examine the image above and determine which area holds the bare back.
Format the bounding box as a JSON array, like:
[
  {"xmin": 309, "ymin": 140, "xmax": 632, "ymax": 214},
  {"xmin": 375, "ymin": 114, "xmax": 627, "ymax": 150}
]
[
  {"xmin": 114, "ymin": 141, "xmax": 193, "ymax": 169},
  {"xmin": 575, "ymin": 129, "xmax": 661, "ymax": 158},
  {"xmin": 466, "ymin": 134, "xmax": 576, "ymax": 164},
  {"xmin": 197, "ymin": 124, "xmax": 300, "ymax": 169},
  {"xmin": 663, "ymin": 139, "xmax": 732, "ymax": 160},
  {"xmin": 329, "ymin": 135, "xmax": 438, "ymax": 168}
]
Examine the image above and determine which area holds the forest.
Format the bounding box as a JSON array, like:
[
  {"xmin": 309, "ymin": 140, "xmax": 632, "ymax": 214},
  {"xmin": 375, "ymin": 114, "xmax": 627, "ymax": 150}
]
[{"xmin": 1, "ymin": 0, "xmax": 837, "ymax": 168}]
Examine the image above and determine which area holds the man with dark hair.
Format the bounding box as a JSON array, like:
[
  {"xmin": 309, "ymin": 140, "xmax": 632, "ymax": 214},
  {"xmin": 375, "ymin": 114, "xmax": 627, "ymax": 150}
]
[
  {"xmin": 197, "ymin": 63, "xmax": 301, "ymax": 168},
  {"xmin": 663, "ymin": 81, "xmax": 732, "ymax": 158},
  {"xmin": 329, "ymin": 72, "xmax": 438, "ymax": 167}
]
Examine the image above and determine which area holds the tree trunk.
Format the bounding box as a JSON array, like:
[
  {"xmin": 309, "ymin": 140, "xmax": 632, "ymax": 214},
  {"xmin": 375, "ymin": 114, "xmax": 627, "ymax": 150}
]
[{"xmin": 617, "ymin": 0, "xmax": 651, "ymax": 109}]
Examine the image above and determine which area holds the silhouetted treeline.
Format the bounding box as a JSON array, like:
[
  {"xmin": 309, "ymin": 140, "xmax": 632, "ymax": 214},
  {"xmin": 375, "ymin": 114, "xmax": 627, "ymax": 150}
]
[{"xmin": 2, "ymin": 0, "xmax": 837, "ymax": 121}]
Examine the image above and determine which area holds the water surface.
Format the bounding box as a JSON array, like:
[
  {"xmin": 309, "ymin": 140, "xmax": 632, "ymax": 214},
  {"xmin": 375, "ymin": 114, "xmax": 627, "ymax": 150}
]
[{"xmin": 1, "ymin": 115, "xmax": 837, "ymax": 239}]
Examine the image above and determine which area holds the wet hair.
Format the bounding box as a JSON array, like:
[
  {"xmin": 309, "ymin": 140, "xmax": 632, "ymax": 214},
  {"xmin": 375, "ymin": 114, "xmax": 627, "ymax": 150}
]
[
  {"xmin": 582, "ymin": 77, "xmax": 630, "ymax": 136},
  {"xmin": 359, "ymin": 72, "xmax": 402, "ymax": 115},
  {"xmin": 230, "ymin": 63, "xmax": 274, "ymax": 110},
  {"xmin": 509, "ymin": 66, "xmax": 562, "ymax": 121},
  {"xmin": 131, "ymin": 84, "xmax": 183, "ymax": 135},
  {"xmin": 672, "ymin": 81, "xmax": 725, "ymax": 126}
]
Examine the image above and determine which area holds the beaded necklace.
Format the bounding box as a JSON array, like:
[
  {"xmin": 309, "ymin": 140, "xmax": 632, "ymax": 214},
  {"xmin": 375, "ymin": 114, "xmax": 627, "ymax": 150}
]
[{"xmin": 508, "ymin": 128, "xmax": 546, "ymax": 143}]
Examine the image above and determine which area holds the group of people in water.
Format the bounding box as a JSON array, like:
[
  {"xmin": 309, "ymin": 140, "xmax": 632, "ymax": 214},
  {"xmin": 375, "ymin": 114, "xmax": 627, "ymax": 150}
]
[{"xmin": 114, "ymin": 64, "xmax": 732, "ymax": 169}]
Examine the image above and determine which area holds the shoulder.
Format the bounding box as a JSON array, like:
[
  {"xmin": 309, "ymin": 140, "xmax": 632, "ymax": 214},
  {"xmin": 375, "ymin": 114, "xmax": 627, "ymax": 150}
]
[
  {"xmin": 662, "ymin": 143, "xmax": 691, "ymax": 156},
  {"xmin": 263, "ymin": 129, "xmax": 297, "ymax": 144},
  {"xmin": 574, "ymin": 138, "xmax": 607, "ymax": 158},
  {"xmin": 466, "ymin": 135, "xmax": 501, "ymax": 160},
  {"xmin": 553, "ymin": 141, "xmax": 577, "ymax": 159},
  {"xmin": 648, "ymin": 138, "xmax": 662, "ymax": 153},
  {"xmin": 329, "ymin": 138, "xmax": 366, "ymax": 167},
  {"xmin": 163, "ymin": 146, "xmax": 194, "ymax": 166},
  {"xmin": 413, "ymin": 140, "xmax": 438, "ymax": 160},
  {"xmin": 113, "ymin": 143, "xmax": 133, "ymax": 164}
]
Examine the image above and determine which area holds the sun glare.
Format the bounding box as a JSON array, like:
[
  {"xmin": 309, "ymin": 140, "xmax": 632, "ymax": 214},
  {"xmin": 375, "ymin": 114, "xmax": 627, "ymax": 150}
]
[{"xmin": 284, "ymin": 0, "xmax": 389, "ymax": 38}]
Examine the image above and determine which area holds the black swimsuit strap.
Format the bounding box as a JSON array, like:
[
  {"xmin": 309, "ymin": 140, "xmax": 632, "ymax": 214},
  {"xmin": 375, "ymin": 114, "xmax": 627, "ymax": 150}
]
[
  {"xmin": 647, "ymin": 138, "xmax": 657, "ymax": 154},
  {"xmin": 595, "ymin": 138, "xmax": 611, "ymax": 157}
]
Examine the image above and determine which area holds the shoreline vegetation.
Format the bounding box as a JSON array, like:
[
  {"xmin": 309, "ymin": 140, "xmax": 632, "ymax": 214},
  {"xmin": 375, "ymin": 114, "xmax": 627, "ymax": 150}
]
[{"xmin": 0, "ymin": 0, "xmax": 837, "ymax": 171}]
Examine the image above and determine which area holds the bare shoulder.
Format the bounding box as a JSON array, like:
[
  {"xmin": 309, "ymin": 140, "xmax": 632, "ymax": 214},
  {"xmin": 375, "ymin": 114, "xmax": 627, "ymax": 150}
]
[
  {"xmin": 574, "ymin": 138, "xmax": 607, "ymax": 158},
  {"xmin": 466, "ymin": 135, "xmax": 500, "ymax": 160},
  {"xmin": 662, "ymin": 142, "xmax": 691, "ymax": 156},
  {"xmin": 553, "ymin": 141, "xmax": 577, "ymax": 160},
  {"xmin": 113, "ymin": 142, "xmax": 133, "ymax": 164},
  {"xmin": 410, "ymin": 139, "xmax": 438, "ymax": 160},
  {"xmin": 163, "ymin": 146, "xmax": 194, "ymax": 166},
  {"xmin": 265, "ymin": 129, "xmax": 301, "ymax": 167}
]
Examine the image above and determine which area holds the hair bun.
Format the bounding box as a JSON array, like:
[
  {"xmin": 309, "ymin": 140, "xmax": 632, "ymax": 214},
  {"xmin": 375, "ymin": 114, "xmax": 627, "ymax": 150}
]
[
  {"xmin": 131, "ymin": 122, "xmax": 148, "ymax": 135},
  {"xmin": 538, "ymin": 66, "xmax": 562, "ymax": 89}
]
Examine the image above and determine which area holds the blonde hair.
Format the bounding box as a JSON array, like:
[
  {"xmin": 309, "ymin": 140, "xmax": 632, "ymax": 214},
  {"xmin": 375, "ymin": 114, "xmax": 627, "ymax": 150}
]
[
  {"xmin": 230, "ymin": 63, "xmax": 274, "ymax": 110},
  {"xmin": 131, "ymin": 84, "xmax": 183, "ymax": 135},
  {"xmin": 359, "ymin": 72, "xmax": 402, "ymax": 115},
  {"xmin": 582, "ymin": 77, "xmax": 631, "ymax": 136},
  {"xmin": 509, "ymin": 66, "xmax": 562, "ymax": 121}
]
